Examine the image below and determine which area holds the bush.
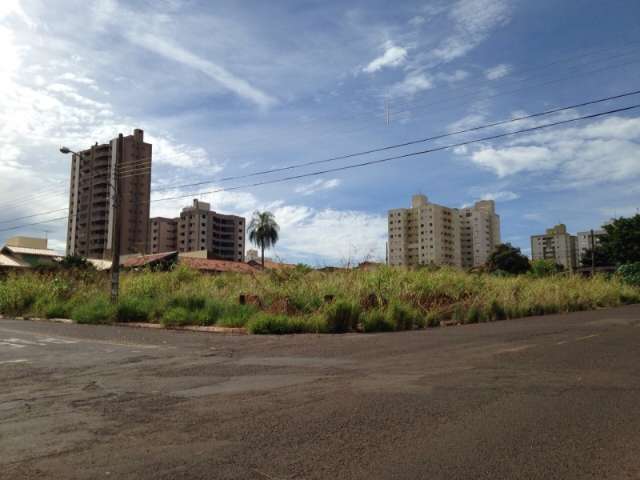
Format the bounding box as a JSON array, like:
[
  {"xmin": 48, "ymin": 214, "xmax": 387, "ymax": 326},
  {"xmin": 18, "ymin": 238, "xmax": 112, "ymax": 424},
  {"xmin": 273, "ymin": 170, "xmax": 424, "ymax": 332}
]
[
  {"xmin": 117, "ymin": 296, "xmax": 154, "ymax": 322},
  {"xmin": 387, "ymin": 302, "xmax": 421, "ymax": 330},
  {"xmin": 247, "ymin": 314, "xmax": 311, "ymax": 334},
  {"xmin": 618, "ymin": 263, "xmax": 640, "ymax": 286},
  {"xmin": 72, "ymin": 298, "xmax": 115, "ymax": 324},
  {"xmin": 362, "ymin": 310, "xmax": 394, "ymax": 333},
  {"xmin": 161, "ymin": 307, "xmax": 191, "ymax": 327},
  {"xmin": 44, "ymin": 302, "xmax": 69, "ymax": 319},
  {"xmin": 217, "ymin": 304, "xmax": 257, "ymax": 328},
  {"xmin": 529, "ymin": 259, "xmax": 563, "ymax": 278},
  {"xmin": 324, "ymin": 300, "xmax": 361, "ymax": 333}
]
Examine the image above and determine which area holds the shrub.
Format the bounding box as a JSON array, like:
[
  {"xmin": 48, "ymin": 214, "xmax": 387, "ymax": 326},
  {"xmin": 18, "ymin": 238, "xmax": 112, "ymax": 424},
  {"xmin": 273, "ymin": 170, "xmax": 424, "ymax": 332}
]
[
  {"xmin": 168, "ymin": 294, "xmax": 207, "ymax": 311},
  {"xmin": 117, "ymin": 296, "xmax": 154, "ymax": 322},
  {"xmin": 246, "ymin": 314, "xmax": 311, "ymax": 334},
  {"xmin": 72, "ymin": 298, "xmax": 115, "ymax": 324},
  {"xmin": 324, "ymin": 300, "xmax": 361, "ymax": 333},
  {"xmin": 387, "ymin": 302, "xmax": 420, "ymax": 330},
  {"xmin": 362, "ymin": 310, "xmax": 394, "ymax": 333},
  {"xmin": 618, "ymin": 263, "xmax": 640, "ymax": 286},
  {"xmin": 161, "ymin": 307, "xmax": 191, "ymax": 327},
  {"xmin": 44, "ymin": 302, "xmax": 69, "ymax": 319},
  {"xmin": 529, "ymin": 259, "xmax": 563, "ymax": 278},
  {"xmin": 217, "ymin": 304, "xmax": 257, "ymax": 328}
]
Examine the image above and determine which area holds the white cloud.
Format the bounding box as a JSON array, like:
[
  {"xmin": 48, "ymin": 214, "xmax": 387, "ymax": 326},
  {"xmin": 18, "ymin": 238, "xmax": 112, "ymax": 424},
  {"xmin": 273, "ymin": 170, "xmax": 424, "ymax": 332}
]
[
  {"xmin": 457, "ymin": 116, "xmax": 640, "ymax": 186},
  {"xmin": 272, "ymin": 206, "xmax": 387, "ymax": 264},
  {"xmin": 485, "ymin": 63, "xmax": 511, "ymax": 80},
  {"xmin": 130, "ymin": 33, "xmax": 277, "ymax": 109},
  {"xmin": 408, "ymin": 16, "xmax": 426, "ymax": 27},
  {"xmin": 294, "ymin": 178, "xmax": 341, "ymax": 196},
  {"xmin": 363, "ymin": 41, "xmax": 408, "ymax": 73},
  {"xmin": 433, "ymin": 0, "xmax": 511, "ymax": 61},
  {"xmin": 479, "ymin": 190, "xmax": 520, "ymax": 202},
  {"xmin": 437, "ymin": 69, "xmax": 469, "ymax": 83},
  {"xmin": 389, "ymin": 72, "xmax": 433, "ymax": 97},
  {"xmin": 0, "ymin": 0, "xmax": 34, "ymax": 27}
]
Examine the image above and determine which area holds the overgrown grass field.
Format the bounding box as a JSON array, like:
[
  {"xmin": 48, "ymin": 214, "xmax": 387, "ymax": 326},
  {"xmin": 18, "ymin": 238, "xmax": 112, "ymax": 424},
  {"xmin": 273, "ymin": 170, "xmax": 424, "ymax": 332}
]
[{"xmin": 0, "ymin": 266, "xmax": 638, "ymax": 334}]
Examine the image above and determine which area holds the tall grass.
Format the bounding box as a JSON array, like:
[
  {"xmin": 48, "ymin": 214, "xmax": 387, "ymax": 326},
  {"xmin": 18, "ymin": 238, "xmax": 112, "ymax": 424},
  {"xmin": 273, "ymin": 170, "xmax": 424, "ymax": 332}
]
[{"xmin": 1, "ymin": 265, "xmax": 638, "ymax": 334}]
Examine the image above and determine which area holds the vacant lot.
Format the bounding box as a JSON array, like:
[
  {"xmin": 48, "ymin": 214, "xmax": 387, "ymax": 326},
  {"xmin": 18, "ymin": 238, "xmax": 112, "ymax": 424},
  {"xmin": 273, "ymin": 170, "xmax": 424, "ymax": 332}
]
[{"xmin": 2, "ymin": 305, "xmax": 640, "ymax": 479}]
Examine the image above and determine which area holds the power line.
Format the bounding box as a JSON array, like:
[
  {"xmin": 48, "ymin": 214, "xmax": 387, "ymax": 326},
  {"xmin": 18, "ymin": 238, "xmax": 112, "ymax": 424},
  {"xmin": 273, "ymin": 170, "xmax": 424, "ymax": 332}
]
[
  {"xmin": 2, "ymin": 91, "xmax": 639, "ymax": 228},
  {"xmin": 3, "ymin": 103, "xmax": 636, "ymax": 233},
  {"xmin": 149, "ymin": 89, "xmax": 640, "ymax": 193},
  {"xmin": 147, "ymin": 103, "xmax": 640, "ymax": 205}
]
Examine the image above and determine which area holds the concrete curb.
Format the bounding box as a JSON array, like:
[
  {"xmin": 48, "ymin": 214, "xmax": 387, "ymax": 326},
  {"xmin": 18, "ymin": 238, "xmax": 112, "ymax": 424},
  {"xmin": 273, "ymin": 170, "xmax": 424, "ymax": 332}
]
[
  {"xmin": 117, "ymin": 322, "xmax": 247, "ymax": 335},
  {"xmin": 0, "ymin": 314, "xmax": 246, "ymax": 334}
]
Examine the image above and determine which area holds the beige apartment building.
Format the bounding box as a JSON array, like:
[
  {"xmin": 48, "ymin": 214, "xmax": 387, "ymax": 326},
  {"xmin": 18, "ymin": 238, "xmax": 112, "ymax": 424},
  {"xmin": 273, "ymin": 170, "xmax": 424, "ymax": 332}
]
[
  {"xmin": 388, "ymin": 195, "xmax": 501, "ymax": 268},
  {"xmin": 149, "ymin": 199, "xmax": 245, "ymax": 262},
  {"xmin": 67, "ymin": 129, "xmax": 151, "ymax": 259},
  {"xmin": 459, "ymin": 200, "xmax": 501, "ymax": 268},
  {"xmin": 531, "ymin": 224, "xmax": 578, "ymax": 270}
]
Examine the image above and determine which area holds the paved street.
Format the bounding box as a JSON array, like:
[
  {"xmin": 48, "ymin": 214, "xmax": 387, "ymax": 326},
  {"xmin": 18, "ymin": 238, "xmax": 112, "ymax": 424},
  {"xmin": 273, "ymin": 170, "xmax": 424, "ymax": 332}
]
[{"xmin": 1, "ymin": 306, "xmax": 640, "ymax": 479}]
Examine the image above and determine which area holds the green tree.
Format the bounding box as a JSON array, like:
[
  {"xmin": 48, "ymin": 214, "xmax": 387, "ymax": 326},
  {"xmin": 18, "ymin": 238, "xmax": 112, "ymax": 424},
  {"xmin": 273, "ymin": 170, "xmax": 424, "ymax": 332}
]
[
  {"xmin": 59, "ymin": 255, "xmax": 94, "ymax": 270},
  {"xmin": 579, "ymin": 245, "xmax": 613, "ymax": 268},
  {"xmin": 487, "ymin": 243, "xmax": 531, "ymax": 275},
  {"xmin": 248, "ymin": 211, "xmax": 280, "ymax": 267},
  {"xmin": 599, "ymin": 215, "xmax": 640, "ymax": 265},
  {"xmin": 530, "ymin": 259, "xmax": 563, "ymax": 277}
]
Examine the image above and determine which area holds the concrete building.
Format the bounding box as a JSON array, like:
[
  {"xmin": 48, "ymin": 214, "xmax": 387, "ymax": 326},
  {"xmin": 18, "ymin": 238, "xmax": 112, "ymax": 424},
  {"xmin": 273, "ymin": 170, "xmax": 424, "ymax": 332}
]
[
  {"xmin": 531, "ymin": 224, "xmax": 578, "ymax": 271},
  {"xmin": 388, "ymin": 195, "xmax": 501, "ymax": 269},
  {"xmin": 576, "ymin": 229, "xmax": 607, "ymax": 263},
  {"xmin": 67, "ymin": 129, "xmax": 151, "ymax": 259},
  {"xmin": 0, "ymin": 236, "xmax": 61, "ymax": 269},
  {"xmin": 148, "ymin": 217, "xmax": 178, "ymax": 254},
  {"xmin": 388, "ymin": 194, "xmax": 461, "ymax": 267},
  {"xmin": 148, "ymin": 199, "xmax": 245, "ymax": 262},
  {"xmin": 459, "ymin": 200, "xmax": 501, "ymax": 269}
]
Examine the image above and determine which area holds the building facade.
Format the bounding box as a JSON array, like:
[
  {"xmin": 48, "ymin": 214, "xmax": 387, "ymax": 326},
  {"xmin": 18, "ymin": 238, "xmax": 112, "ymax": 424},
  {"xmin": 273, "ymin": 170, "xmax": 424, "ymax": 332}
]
[
  {"xmin": 459, "ymin": 200, "xmax": 501, "ymax": 269},
  {"xmin": 387, "ymin": 194, "xmax": 501, "ymax": 268},
  {"xmin": 148, "ymin": 217, "xmax": 178, "ymax": 254},
  {"xmin": 576, "ymin": 229, "xmax": 606, "ymax": 263},
  {"xmin": 67, "ymin": 129, "xmax": 151, "ymax": 259},
  {"xmin": 148, "ymin": 199, "xmax": 245, "ymax": 262},
  {"xmin": 531, "ymin": 224, "xmax": 578, "ymax": 271}
]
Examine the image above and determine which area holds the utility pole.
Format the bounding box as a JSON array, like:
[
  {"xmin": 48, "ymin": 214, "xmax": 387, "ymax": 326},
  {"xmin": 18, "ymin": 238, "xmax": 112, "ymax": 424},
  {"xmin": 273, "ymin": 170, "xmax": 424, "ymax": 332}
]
[
  {"xmin": 110, "ymin": 133, "xmax": 123, "ymax": 303},
  {"xmin": 384, "ymin": 98, "xmax": 390, "ymax": 126},
  {"xmin": 590, "ymin": 229, "xmax": 595, "ymax": 277}
]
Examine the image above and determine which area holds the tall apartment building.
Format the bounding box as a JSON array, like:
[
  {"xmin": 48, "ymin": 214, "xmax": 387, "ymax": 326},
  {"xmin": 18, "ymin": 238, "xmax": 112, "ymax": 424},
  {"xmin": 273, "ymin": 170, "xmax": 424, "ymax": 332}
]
[
  {"xmin": 148, "ymin": 217, "xmax": 178, "ymax": 254},
  {"xmin": 459, "ymin": 200, "xmax": 501, "ymax": 268},
  {"xmin": 576, "ymin": 229, "xmax": 606, "ymax": 262},
  {"xmin": 388, "ymin": 195, "xmax": 501, "ymax": 268},
  {"xmin": 148, "ymin": 199, "xmax": 245, "ymax": 262},
  {"xmin": 531, "ymin": 224, "xmax": 578, "ymax": 270},
  {"xmin": 67, "ymin": 129, "xmax": 151, "ymax": 259}
]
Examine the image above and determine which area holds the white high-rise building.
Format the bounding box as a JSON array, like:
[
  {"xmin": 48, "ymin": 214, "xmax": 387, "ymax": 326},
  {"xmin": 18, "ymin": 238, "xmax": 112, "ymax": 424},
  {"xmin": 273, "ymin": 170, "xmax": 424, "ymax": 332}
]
[{"xmin": 387, "ymin": 194, "xmax": 501, "ymax": 268}]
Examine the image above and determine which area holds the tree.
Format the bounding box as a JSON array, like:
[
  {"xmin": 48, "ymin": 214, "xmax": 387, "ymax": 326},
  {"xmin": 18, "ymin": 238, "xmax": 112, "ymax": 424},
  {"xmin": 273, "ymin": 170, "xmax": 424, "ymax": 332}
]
[
  {"xmin": 487, "ymin": 243, "xmax": 531, "ymax": 275},
  {"xmin": 530, "ymin": 259, "xmax": 563, "ymax": 277},
  {"xmin": 599, "ymin": 214, "xmax": 640, "ymax": 265},
  {"xmin": 579, "ymin": 245, "xmax": 613, "ymax": 268},
  {"xmin": 248, "ymin": 211, "xmax": 279, "ymax": 267},
  {"xmin": 59, "ymin": 255, "xmax": 94, "ymax": 270}
]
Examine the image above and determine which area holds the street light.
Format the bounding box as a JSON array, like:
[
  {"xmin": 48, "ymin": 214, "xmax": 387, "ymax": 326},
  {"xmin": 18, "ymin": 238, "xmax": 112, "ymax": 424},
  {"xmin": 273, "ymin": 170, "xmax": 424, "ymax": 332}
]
[{"xmin": 59, "ymin": 146, "xmax": 77, "ymax": 155}]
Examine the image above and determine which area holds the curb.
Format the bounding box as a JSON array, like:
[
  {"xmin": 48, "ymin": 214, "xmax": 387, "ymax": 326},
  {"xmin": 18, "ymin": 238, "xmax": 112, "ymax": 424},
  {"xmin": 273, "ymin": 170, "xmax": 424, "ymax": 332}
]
[{"xmin": 0, "ymin": 315, "xmax": 246, "ymax": 334}]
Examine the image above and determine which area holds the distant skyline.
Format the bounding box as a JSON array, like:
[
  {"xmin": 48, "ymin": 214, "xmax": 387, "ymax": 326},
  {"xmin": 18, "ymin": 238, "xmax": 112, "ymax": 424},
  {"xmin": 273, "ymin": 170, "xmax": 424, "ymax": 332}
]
[{"xmin": 1, "ymin": 0, "xmax": 639, "ymax": 265}]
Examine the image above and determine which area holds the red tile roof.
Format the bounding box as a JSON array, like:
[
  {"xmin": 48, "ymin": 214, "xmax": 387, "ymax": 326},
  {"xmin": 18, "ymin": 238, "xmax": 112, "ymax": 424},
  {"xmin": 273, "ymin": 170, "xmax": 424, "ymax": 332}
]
[
  {"xmin": 122, "ymin": 251, "xmax": 178, "ymax": 268},
  {"xmin": 247, "ymin": 259, "xmax": 296, "ymax": 270},
  {"xmin": 181, "ymin": 257, "xmax": 259, "ymax": 274}
]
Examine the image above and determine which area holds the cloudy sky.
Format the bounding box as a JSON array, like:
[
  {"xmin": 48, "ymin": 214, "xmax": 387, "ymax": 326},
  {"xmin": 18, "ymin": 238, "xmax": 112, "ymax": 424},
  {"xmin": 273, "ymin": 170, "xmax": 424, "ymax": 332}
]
[{"xmin": 1, "ymin": 0, "xmax": 639, "ymax": 265}]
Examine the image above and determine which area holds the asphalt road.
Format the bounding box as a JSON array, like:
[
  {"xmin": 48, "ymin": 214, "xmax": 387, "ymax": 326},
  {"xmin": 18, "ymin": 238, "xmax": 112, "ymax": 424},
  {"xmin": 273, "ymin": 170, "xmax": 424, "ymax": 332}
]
[{"xmin": 1, "ymin": 305, "xmax": 640, "ymax": 479}]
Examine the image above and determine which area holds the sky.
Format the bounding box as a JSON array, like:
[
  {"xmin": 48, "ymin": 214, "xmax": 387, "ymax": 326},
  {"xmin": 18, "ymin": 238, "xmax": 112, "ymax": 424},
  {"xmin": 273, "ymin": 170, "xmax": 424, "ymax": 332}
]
[{"xmin": 1, "ymin": 0, "xmax": 639, "ymax": 265}]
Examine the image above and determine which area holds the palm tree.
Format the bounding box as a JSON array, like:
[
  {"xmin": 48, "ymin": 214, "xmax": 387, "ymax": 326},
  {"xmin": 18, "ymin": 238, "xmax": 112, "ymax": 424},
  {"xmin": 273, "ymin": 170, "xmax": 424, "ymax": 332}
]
[{"xmin": 248, "ymin": 211, "xmax": 279, "ymax": 267}]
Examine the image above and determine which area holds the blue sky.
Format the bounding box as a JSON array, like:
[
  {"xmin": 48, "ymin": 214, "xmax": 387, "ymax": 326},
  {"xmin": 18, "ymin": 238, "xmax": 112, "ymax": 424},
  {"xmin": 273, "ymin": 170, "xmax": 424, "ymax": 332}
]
[{"xmin": 1, "ymin": 0, "xmax": 639, "ymax": 265}]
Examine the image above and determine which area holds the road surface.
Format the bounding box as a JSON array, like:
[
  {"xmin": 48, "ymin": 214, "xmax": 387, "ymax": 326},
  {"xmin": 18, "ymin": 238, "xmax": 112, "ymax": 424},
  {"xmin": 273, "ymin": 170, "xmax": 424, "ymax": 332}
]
[{"xmin": 1, "ymin": 305, "xmax": 640, "ymax": 479}]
